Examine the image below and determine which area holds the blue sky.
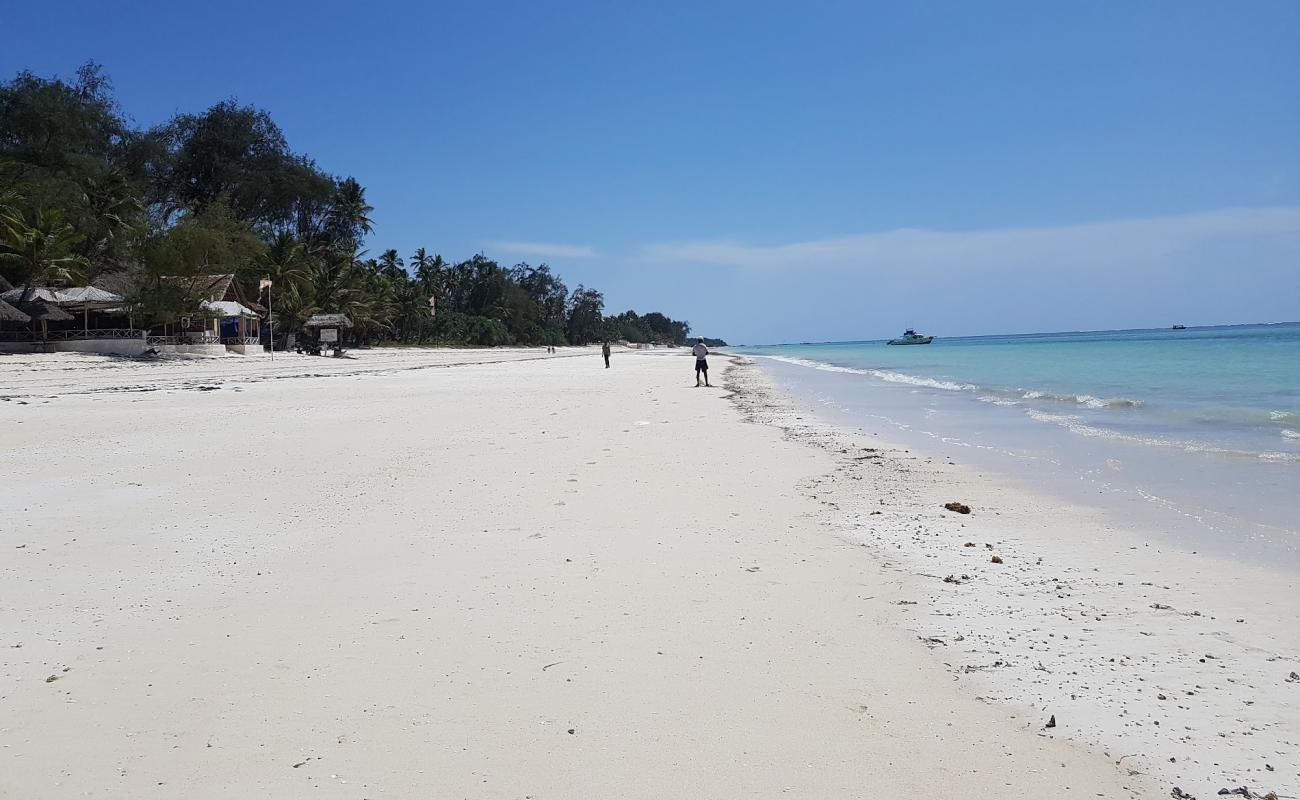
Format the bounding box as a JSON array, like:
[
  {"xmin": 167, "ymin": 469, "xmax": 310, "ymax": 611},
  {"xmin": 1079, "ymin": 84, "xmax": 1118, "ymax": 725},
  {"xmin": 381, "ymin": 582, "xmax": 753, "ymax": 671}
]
[{"xmin": 6, "ymin": 1, "xmax": 1299, "ymax": 343}]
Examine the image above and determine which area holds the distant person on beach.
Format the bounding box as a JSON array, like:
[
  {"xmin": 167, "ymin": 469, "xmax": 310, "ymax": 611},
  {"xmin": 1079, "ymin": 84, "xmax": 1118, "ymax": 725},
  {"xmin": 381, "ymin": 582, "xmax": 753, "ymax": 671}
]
[
  {"xmin": 602, "ymin": 341, "xmax": 612, "ymax": 368},
  {"xmin": 693, "ymin": 339, "xmax": 711, "ymax": 387}
]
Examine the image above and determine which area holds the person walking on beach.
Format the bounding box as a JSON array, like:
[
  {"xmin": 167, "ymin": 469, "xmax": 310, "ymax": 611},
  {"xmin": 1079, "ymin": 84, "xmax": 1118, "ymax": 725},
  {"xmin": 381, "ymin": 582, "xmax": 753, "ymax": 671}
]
[
  {"xmin": 602, "ymin": 341, "xmax": 612, "ymax": 368},
  {"xmin": 693, "ymin": 338, "xmax": 711, "ymax": 387}
]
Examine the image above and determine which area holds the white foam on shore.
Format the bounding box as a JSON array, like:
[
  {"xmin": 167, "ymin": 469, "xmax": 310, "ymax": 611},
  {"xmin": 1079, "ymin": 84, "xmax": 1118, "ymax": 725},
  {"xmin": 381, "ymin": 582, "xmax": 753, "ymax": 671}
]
[
  {"xmin": 1024, "ymin": 409, "xmax": 1300, "ymax": 462},
  {"xmin": 758, "ymin": 354, "xmax": 1143, "ymax": 409}
]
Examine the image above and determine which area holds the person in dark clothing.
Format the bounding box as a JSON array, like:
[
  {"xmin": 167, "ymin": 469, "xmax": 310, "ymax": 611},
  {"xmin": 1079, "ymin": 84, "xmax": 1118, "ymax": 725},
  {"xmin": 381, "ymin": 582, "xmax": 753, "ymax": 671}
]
[{"xmin": 602, "ymin": 341, "xmax": 612, "ymax": 368}]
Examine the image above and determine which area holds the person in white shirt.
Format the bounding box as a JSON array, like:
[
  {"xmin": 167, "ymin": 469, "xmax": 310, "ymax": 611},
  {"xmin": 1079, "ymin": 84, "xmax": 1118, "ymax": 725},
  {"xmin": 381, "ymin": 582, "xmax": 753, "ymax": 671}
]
[{"xmin": 692, "ymin": 339, "xmax": 711, "ymax": 387}]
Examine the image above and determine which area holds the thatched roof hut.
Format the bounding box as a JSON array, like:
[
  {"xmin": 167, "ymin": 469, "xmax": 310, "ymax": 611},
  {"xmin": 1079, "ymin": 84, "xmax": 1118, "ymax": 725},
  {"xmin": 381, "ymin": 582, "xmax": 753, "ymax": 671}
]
[
  {"xmin": 91, "ymin": 269, "xmax": 136, "ymax": 298},
  {"xmin": 0, "ymin": 286, "xmax": 125, "ymax": 308},
  {"xmin": 161, "ymin": 274, "xmax": 236, "ymax": 303},
  {"xmin": 9, "ymin": 298, "xmax": 73, "ymax": 339},
  {"xmin": 0, "ymin": 287, "xmax": 60, "ymax": 303},
  {"xmin": 0, "ymin": 298, "xmax": 31, "ymax": 323},
  {"xmin": 16, "ymin": 299, "xmax": 74, "ymax": 322}
]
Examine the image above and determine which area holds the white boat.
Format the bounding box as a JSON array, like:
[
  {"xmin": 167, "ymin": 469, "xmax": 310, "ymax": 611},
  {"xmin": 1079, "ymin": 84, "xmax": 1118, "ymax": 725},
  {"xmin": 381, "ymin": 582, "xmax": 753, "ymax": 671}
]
[{"xmin": 887, "ymin": 328, "xmax": 934, "ymax": 345}]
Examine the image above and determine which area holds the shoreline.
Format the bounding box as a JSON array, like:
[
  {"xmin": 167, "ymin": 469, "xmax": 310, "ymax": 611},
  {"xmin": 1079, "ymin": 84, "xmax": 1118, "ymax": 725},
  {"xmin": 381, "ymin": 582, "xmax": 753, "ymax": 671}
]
[
  {"xmin": 1, "ymin": 348, "xmax": 1153, "ymax": 797},
  {"xmin": 739, "ymin": 345, "xmax": 1300, "ymax": 569},
  {"xmin": 726, "ymin": 354, "xmax": 1299, "ymax": 798}
]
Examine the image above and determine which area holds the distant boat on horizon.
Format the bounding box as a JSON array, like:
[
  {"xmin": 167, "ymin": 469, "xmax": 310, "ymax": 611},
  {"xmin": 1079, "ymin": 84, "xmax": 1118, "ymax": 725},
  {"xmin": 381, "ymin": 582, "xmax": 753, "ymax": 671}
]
[
  {"xmin": 1172, "ymin": 324, "xmax": 1187, "ymax": 330},
  {"xmin": 887, "ymin": 328, "xmax": 934, "ymax": 345}
]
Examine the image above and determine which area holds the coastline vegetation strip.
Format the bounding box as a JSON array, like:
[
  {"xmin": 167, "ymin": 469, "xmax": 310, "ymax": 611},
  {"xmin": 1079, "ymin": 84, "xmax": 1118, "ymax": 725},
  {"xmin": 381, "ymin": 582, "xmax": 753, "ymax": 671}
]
[{"xmin": 0, "ymin": 63, "xmax": 695, "ymax": 350}]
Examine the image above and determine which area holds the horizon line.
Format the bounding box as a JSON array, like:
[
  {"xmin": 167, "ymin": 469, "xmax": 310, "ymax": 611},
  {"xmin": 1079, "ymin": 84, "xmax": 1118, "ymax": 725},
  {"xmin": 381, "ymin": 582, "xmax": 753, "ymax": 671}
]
[{"xmin": 732, "ymin": 319, "xmax": 1300, "ymax": 347}]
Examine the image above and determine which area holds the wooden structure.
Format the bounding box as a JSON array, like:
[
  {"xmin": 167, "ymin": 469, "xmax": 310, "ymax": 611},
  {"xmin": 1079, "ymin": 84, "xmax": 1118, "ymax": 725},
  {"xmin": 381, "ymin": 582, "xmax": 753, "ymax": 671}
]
[
  {"xmin": 302, "ymin": 313, "xmax": 352, "ymax": 356},
  {"xmin": 155, "ymin": 274, "xmax": 266, "ymax": 352},
  {"xmin": 10, "ymin": 299, "xmax": 74, "ymax": 339},
  {"xmin": 0, "ymin": 298, "xmax": 30, "ymax": 324},
  {"xmin": 0, "ymin": 286, "xmax": 129, "ymax": 333}
]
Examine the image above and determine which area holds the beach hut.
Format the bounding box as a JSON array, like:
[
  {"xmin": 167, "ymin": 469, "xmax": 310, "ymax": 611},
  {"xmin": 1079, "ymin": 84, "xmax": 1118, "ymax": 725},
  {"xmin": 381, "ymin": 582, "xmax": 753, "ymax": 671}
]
[
  {"xmin": 155, "ymin": 274, "xmax": 266, "ymax": 347},
  {"xmin": 0, "ymin": 286, "xmax": 128, "ymax": 332},
  {"xmin": 302, "ymin": 313, "xmax": 352, "ymax": 356},
  {"xmin": 0, "ymin": 298, "xmax": 30, "ymax": 322},
  {"xmin": 202, "ymin": 298, "xmax": 264, "ymax": 352},
  {"xmin": 0, "ymin": 285, "xmax": 144, "ymax": 353},
  {"xmin": 13, "ymin": 299, "xmax": 75, "ymax": 340},
  {"xmin": 56, "ymin": 286, "xmax": 126, "ymax": 332},
  {"xmin": 0, "ymin": 298, "xmax": 32, "ymax": 340}
]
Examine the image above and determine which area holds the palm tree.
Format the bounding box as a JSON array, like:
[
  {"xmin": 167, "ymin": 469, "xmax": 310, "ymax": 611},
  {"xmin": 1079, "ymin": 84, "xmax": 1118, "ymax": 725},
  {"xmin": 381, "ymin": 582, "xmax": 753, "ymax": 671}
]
[
  {"xmin": 0, "ymin": 207, "xmax": 90, "ymax": 304},
  {"xmin": 377, "ymin": 248, "xmax": 405, "ymax": 281},
  {"xmin": 324, "ymin": 177, "xmax": 373, "ymax": 247},
  {"xmin": 306, "ymin": 248, "xmax": 360, "ymax": 318},
  {"xmin": 78, "ymin": 171, "xmax": 143, "ymax": 264},
  {"xmin": 259, "ymin": 231, "xmax": 314, "ymax": 332},
  {"xmin": 409, "ymin": 247, "xmax": 444, "ymax": 298},
  {"xmin": 262, "ymin": 232, "xmax": 310, "ymax": 290},
  {"xmin": 391, "ymin": 280, "xmax": 430, "ymax": 341}
]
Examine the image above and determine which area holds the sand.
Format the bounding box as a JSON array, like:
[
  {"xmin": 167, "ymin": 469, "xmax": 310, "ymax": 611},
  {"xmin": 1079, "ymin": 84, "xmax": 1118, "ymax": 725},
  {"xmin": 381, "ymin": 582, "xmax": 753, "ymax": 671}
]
[
  {"xmin": 730, "ymin": 356, "xmax": 1300, "ymax": 799},
  {"xmin": 0, "ymin": 347, "xmax": 1179, "ymax": 797}
]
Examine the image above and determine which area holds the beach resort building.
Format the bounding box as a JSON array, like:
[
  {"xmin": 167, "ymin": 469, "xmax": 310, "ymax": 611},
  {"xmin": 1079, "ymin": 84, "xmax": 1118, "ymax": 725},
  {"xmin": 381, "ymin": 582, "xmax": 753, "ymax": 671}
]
[{"xmin": 0, "ymin": 272, "xmax": 269, "ymax": 357}]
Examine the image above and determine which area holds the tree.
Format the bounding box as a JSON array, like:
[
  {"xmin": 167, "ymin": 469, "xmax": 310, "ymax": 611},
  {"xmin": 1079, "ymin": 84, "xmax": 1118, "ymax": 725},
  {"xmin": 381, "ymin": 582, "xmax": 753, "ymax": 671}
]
[
  {"xmin": 1, "ymin": 64, "xmax": 706, "ymax": 349},
  {"xmin": 0, "ymin": 63, "xmax": 151, "ymax": 261},
  {"xmin": 0, "ymin": 63, "xmax": 131, "ymax": 196},
  {"xmin": 409, "ymin": 247, "xmax": 443, "ymax": 297},
  {"xmin": 377, "ymin": 248, "xmax": 405, "ymax": 280},
  {"xmin": 391, "ymin": 279, "xmax": 431, "ymax": 341},
  {"xmin": 257, "ymin": 231, "xmax": 314, "ymax": 329},
  {"xmin": 0, "ymin": 207, "xmax": 89, "ymax": 301},
  {"xmin": 465, "ymin": 255, "xmax": 506, "ymax": 317},
  {"xmin": 75, "ymin": 170, "xmax": 143, "ymax": 264},
  {"xmin": 510, "ymin": 262, "xmax": 568, "ymax": 333},
  {"xmin": 133, "ymin": 203, "xmax": 267, "ymax": 325},
  {"xmin": 307, "ymin": 248, "xmax": 362, "ymax": 318},
  {"xmin": 322, "ymin": 177, "xmax": 373, "ymax": 248},
  {"xmin": 565, "ymin": 285, "xmax": 605, "ymax": 344},
  {"xmin": 152, "ymin": 100, "xmax": 291, "ymax": 221}
]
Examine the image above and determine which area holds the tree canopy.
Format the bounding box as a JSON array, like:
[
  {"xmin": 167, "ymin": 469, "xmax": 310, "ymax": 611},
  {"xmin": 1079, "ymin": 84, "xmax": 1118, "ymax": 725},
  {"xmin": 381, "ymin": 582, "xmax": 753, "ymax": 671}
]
[{"xmin": 0, "ymin": 63, "xmax": 695, "ymax": 346}]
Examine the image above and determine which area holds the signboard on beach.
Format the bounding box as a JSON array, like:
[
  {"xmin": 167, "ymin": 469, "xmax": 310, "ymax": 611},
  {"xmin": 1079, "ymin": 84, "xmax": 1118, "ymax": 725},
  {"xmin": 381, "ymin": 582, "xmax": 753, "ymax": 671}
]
[{"xmin": 319, "ymin": 328, "xmax": 338, "ymax": 343}]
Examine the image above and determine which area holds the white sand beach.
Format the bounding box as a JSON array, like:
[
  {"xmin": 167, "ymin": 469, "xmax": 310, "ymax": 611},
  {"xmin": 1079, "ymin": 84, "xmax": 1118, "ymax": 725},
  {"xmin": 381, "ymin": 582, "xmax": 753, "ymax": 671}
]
[{"xmin": 2, "ymin": 348, "xmax": 1289, "ymax": 797}]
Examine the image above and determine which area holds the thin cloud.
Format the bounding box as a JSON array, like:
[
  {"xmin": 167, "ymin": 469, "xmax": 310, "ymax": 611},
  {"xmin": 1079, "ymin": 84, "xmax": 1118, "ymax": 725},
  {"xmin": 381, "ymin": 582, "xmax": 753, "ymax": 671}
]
[
  {"xmin": 486, "ymin": 241, "xmax": 599, "ymax": 259},
  {"xmin": 637, "ymin": 207, "xmax": 1300, "ymax": 271}
]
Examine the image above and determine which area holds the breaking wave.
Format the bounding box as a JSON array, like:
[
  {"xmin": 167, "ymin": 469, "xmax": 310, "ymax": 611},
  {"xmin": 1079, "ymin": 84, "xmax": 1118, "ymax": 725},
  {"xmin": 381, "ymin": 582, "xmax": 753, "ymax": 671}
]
[
  {"xmin": 760, "ymin": 355, "xmax": 1143, "ymax": 410},
  {"xmin": 1020, "ymin": 390, "xmax": 1143, "ymax": 409},
  {"xmin": 1024, "ymin": 410, "xmax": 1300, "ymax": 463}
]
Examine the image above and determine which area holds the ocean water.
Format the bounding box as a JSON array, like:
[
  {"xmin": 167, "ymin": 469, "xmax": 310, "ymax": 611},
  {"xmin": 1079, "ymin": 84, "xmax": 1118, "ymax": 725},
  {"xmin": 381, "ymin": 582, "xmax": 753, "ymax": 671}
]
[{"xmin": 738, "ymin": 323, "xmax": 1300, "ymax": 565}]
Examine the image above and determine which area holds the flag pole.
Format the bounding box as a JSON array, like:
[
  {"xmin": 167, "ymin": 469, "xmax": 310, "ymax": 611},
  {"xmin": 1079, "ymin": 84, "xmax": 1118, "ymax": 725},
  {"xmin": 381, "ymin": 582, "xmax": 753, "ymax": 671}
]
[{"xmin": 260, "ymin": 278, "xmax": 274, "ymax": 361}]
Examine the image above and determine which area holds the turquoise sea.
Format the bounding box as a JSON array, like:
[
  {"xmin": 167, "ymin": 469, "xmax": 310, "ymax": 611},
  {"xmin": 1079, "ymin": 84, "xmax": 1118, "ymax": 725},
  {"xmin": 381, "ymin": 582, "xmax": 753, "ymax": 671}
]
[{"xmin": 739, "ymin": 323, "xmax": 1300, "ymax": 564}]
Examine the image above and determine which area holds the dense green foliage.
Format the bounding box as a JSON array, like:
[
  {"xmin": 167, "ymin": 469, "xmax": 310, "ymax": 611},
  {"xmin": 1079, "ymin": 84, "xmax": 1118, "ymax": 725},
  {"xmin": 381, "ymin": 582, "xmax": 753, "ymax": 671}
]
[{"xmin": 0, "ymin": 63, "xmax": 693, "ymax": 346}]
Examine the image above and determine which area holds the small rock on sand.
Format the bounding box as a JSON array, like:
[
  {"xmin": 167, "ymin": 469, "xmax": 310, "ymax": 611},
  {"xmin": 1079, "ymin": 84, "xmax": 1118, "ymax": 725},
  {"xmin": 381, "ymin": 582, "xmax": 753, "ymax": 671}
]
[{"xmin": 943, "ymin": 502, "xmax": 971, "ymax": 514}]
